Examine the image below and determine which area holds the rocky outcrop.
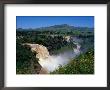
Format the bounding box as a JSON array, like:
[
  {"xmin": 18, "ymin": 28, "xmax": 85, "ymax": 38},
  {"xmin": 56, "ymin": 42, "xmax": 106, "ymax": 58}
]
[{"xmin": 64, "ymin": 36, "xmax": 71, "ymax": 42}]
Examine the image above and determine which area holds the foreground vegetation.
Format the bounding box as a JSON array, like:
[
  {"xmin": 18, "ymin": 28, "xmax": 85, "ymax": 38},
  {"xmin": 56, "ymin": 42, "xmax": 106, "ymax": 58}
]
[
  {"xmin": 16, "ymin": 43, "xmax": 41, "ymax": 74},
  {"xmin": 50, "ymin": 48, "xmax": 94, "ymax": 74}
]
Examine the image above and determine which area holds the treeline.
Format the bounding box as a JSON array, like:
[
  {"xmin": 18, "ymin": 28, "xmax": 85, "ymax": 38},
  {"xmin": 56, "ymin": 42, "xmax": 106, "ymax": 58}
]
[{"xmin": 16, "ymin": 30, "xmax": 94, "ymax": 37}]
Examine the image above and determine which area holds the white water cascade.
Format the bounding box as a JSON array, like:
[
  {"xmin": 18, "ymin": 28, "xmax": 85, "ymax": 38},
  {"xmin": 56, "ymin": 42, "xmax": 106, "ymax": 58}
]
[{"xmin": 25, "ymin": 43, "xmax": 81, "ymax": 74}]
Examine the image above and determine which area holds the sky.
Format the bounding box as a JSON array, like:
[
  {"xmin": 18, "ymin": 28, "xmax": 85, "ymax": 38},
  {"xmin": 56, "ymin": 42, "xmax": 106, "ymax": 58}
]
[{"xmin": 16, "ymin": 16, "xmax": 94, "ymax": 29}]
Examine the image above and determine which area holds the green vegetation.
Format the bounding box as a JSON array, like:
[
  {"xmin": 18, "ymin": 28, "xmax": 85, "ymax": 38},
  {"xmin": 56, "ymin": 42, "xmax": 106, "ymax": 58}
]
[
  {"xmin": 16, "ymin": 43, "xmax": 41, "ymax": 74},
  {"xmin": 16, "ymin": 32, "xmax": 77, "ymax": 55},
  {"xmin": 50, "ymin": 45, "xmax": 74, "ymax": 55},
  {"xmin": 50, "ymin": 48, "xmax": 94, "ymax": 74},
  {"xmin": 16, "ymin": 24, "xmax": 94, "ymax": 74}
]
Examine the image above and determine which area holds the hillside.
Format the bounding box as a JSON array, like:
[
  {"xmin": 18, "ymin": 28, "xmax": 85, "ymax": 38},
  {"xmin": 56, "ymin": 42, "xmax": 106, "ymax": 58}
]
[
  {"xmin": 50, "ymin": 48, "xmax": 94, "ymax": 74},
  {"xmin": 17, "ymin": 24, "xmax": 94, "ymax": 32}
]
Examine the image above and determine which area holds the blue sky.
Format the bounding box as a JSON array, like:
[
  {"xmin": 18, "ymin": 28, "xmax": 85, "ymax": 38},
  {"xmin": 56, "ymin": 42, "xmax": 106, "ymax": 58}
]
[{"xmin": 16, "ymin": 16, "xmax": 94, "ymax": 29}]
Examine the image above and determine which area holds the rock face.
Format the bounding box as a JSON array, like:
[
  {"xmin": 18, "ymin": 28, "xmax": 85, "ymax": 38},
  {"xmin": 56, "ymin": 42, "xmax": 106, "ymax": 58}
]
[{"xmin": 64, "ymin": 36, "xmax": 71, "ymax": 42}]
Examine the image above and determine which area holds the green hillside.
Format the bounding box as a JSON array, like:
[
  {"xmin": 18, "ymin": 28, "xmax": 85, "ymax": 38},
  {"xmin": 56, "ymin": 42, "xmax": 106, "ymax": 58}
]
[{"xmin": 50, "ymin": 48, "xmax": 94, "ymax": 74}]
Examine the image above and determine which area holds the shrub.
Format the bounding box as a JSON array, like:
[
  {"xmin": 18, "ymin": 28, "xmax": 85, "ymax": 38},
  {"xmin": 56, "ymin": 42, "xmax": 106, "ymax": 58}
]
[{"xmin": 50, "ymin": 48, "xmax": 94, "ymax": 74}]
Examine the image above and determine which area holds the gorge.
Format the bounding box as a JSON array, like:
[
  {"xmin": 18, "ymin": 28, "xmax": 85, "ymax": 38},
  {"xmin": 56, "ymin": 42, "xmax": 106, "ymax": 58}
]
[
  {"xmin": 16, "ymin": 24, "xmax": 94, "ymax": 74},
  {"xmin": 24, "ymin": 38, "xmax": 81, "ymax": 74}
]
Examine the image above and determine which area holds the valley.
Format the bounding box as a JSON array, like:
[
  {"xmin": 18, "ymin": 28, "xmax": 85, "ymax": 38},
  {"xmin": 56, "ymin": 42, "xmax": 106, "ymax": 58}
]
[{"xmin": 16, "ymin": 24, "xmax": 94, "ymax": 74}]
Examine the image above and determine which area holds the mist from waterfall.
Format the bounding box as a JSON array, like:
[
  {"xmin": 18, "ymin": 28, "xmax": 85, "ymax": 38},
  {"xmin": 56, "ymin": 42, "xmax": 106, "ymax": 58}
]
[{"xmin": 38, "ymin": 44, "xmax": 81, "ymax": 73}]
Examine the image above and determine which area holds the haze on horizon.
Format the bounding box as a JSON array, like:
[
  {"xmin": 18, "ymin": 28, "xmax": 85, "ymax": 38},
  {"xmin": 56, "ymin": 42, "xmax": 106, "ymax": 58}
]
[{"xmin": 16, "ymin": 16, "xmax": 94, "ymax": 29}]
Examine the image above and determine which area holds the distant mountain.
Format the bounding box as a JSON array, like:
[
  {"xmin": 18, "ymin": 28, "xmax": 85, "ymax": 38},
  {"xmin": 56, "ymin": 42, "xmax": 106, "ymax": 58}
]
[{"xmin": 17, "ymin": 24, "xmax": 94, "ymax": 31}]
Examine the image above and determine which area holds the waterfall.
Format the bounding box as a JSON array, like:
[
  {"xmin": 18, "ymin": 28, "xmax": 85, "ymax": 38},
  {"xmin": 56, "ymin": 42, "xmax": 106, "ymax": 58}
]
[{"xmin": 24, "ymin": 43, "xmax": 81, "ymax": 74}]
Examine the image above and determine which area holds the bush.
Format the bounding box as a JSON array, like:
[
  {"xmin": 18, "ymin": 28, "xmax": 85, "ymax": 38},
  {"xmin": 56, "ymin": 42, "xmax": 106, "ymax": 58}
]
[{"xmin": 50, "ymin": 48, "xmax": 94, "ymax": 74}]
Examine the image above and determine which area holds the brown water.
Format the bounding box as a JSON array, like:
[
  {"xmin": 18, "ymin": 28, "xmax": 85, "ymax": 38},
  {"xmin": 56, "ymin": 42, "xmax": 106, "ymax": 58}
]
[{"xmin": 24, "ymin": 41, "xmax": 81, "ymax": 73}]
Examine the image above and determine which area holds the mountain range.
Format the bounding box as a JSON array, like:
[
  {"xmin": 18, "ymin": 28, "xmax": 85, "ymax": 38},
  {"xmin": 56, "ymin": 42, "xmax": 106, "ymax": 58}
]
[{"xmin": 17, "ymin": 24, "xmax": 94, "ymax": 31}]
